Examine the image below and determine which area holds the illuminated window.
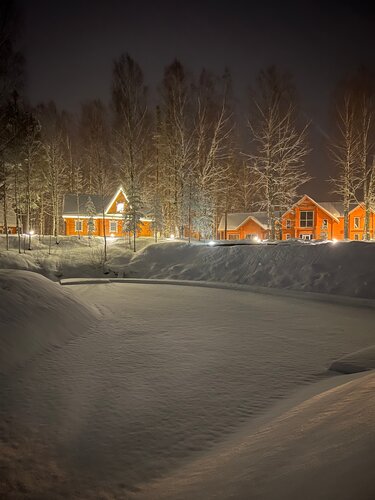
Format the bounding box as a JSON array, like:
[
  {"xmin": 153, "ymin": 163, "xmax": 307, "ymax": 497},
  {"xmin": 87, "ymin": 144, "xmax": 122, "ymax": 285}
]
[
  {"xmin": 228, "ymin": 233, "xmax": 240, "ymax": 240},
  {"xmin": 116, "ymin": 202, "xmax": 124, "ymax": 213},
  {"xmin": 354, "ymin": 217, "xmax": 360, "ymax": 229},
  {"xmin": 286, "ymin": 219, "xmax": 291, "ymax": 228},
  {"xmin": 322, "ymin": 219, "xmax": 328, "ymax": 229},
  {"xmin": 110, "ymin": 221, "xmax": 117, "ymax": 233},
  {"xmin": 286, "ymin": 233, "xmax": 291, "ymax": 240},
  {"xmin": 300, "ymin": 211, "xmax": 313, "ymax": 227},
  {"xmin": 245, "ymin": 233, "xmax": 257, "ymax": 239},
  {"xmin": 354, "ymin": 234, "xmax": 359, "ymax": 240},
  {"xmin": 75, "ymin": 220, "xmax": 82, "ymax": 232}
]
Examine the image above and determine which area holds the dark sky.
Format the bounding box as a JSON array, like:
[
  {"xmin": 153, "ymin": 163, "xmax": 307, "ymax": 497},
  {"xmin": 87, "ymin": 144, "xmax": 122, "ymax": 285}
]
[{"xmin": 18, "ymin": 0, "xmax": 375, "ymax": 197}]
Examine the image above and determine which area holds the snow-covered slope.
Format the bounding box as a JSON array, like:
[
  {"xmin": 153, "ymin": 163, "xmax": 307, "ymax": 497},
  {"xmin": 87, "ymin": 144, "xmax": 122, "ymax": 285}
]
[
  {"xmin": 330, "ymin": 344, "xmax": 375, "ymax": 374},
  {"xmin": 0, "ymin": 270, "xmax": 97, "ymax": 375},
  {"xmin": 134, "ymin": 371, "xmax": 375, "ymax": 500},
  {"xmin": 121, "ymin": 240, "xmax": 375, "ymax": 299}
]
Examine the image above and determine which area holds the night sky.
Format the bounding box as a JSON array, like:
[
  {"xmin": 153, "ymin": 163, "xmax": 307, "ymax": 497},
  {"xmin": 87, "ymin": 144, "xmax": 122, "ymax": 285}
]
[{"xmin": 18, "ymin": 0, "xmax": 375, "ymax": 197}]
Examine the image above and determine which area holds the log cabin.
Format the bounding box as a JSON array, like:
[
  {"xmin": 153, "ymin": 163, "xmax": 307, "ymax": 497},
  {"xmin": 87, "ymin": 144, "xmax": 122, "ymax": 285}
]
[
  {"xmin": 217, "ymin": 212, "xmax": 270, "ymax": 240},
  {"xmin": 281, "ymin": 194, "xmax": 375, "ymax": 241},
  {"xmin": 62, "ymin": 187, "xmax": 153, "ymax": 237},
  {"xmin": 0, "ymin": 210, "xmax": 19, "ymax": 234}
]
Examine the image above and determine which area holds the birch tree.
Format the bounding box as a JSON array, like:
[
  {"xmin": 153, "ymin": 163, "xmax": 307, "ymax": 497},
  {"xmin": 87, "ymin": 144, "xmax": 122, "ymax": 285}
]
[
  {"xmin": 112, "ymin": 53, "xmax": 149, "ymax": 251},
  {"xmin": 247, "ymin": 67, "xmax": 310, "ymax": 239},
  {"xmin": 330, "ymin": 93, "xmax": 361, "ymax": 239}
]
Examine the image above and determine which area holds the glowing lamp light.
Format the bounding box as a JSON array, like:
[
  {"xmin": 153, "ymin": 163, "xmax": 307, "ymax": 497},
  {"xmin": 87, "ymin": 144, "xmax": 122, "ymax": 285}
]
[
  {"xmin": 254, "ymin": 236, "xmax": 260, "ymax": 242},
  {"xmin": 208, "ymin": 240, "xmax": 216, "ymax": 246},
  {"xmin": 110, "ymin": 233, "xmax": 115, "ymax": 239},
  {"xmin": 169, "ymin": 234, "xmax": 175, "ymax": 240},
  {"xmin": 29, "ymin": 230, "xmax": 35, "ymax": 236},
  {"xmin": 332, "ymin": 238, "xmax": 338, "ymax": 244}
]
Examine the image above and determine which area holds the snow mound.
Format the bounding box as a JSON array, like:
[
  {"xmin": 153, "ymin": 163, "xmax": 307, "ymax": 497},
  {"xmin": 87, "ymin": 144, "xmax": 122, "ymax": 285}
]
[
  {"xmin": 330, "ymin": 345, "xmax": 375, "ymax": 374},
  {"xmin": 135, "ymin": 372, "xmax": 375, "ymax": 500},
  {"xmin": 0, "ymin": 270, "xmax": 97, "ymax": 375},
  {"xmin": 122, "ymin": 240, "xmax": 375, "ymax": 299}
]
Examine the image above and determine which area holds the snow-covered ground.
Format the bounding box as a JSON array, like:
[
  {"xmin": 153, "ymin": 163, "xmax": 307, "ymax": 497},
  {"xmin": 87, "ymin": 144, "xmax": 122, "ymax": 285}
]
[
  {"xmin": 1, "ymin": 276, "xmax": 375, "ymax": 498},
  {"xmin": 2, "ymin": 236, "xmax": 375, "ymax": 299},
  {"xmin": 122, "ymin": 240, "xmax": 375, "ymax": 299}
]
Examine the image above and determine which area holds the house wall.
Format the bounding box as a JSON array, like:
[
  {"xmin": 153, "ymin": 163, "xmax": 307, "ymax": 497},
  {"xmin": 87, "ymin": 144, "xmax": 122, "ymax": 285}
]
[
  {"xmin": 348, "ymin": 206, "xmax": 375, "ymax": 240},
  {"xmin": 64, "ymin": 217, "xmax": 152, "ymax": 237},
  {"xmin": 281, "ymin": 200, "xmax": 337, "ymax": 240},
  {"xmin": 219, "ymin": 219, "xmax": 268, "ymax": 240},
  {"xmin": 0, "ymin": 225, "xmax": 17, "ymax": 234}
]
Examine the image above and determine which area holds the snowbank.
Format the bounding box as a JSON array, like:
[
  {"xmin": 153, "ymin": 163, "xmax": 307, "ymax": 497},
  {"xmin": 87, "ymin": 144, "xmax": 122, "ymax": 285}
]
[
  {"xmin": 122, "ymin": 240, "xmax": 375, "ymax": 299},
  {"xmin": 134, "ymin": 371, "xmax": 375, "ymax": 500},
  {"xmin": 330, "ymin": 345, "xmax": 375, "ymax": 373},
  {"xmin": 0, "ymin": 270, "xmax": 97, "ymax": 374}
]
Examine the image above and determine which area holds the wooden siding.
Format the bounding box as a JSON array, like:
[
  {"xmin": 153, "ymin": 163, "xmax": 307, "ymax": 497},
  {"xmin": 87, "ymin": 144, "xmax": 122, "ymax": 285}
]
[{"xmin": 64, "ymin": 218, "xmax": 152, "ymax": 237}]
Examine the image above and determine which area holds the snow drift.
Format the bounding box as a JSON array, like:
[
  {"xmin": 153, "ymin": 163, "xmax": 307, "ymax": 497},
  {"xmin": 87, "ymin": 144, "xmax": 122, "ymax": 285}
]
[
  {"xmin": 134, "ymin": 371, "xmax": 375, "ymax": 500},
  {"xmin": 121, "ymin": 240, "xmax": 375, "ymax": 299},
  {"xmin": 0, "ymin": 270, "xmax": 97, "ymax": 375},
  {"xmin": 330, "ymin": 344, "xmax": 375, "ymax": 374}
]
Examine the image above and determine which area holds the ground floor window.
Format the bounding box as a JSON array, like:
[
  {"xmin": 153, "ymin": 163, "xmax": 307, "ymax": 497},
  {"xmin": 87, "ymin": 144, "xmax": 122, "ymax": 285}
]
[
  {"xmin": 245, "ymin": 233, "xmax": 257, "ymax": 239},
  {"xmin": 322, "ymin": 219, "xmax": 328, "ymax": 229},
  {"xmin": 228, "ymin": 233, "xmax": 240, "ymax": 240},
  {"xmin": 285, "ymin": 233, "xmax": 291, "ymax": 240},
  {"xmin": 75, "ymin": 220, "xmax": 83, "ymax": 232},
  {"xmin": 300, "ymin": 234, "xmax": 312, "ymax": 240},
  {"xmin": 354, "ymin": 234, "xmax": 359, "ymax": 240},
  {"xmin": 110, "ymin": 220, "xmax": 117, "ymax": 233}
]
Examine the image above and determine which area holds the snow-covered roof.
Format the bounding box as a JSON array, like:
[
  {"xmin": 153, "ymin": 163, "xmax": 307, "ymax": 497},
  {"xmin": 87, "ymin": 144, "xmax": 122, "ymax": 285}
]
[
  {"xmin": 283, "ymin": 195, "xmax": 358, "ymax": 222},
  {"xmin": 62, "ymin": 194, "xmax": 112, "ymax": 216},
  {"xmin": 218, "ymin": 212, "xmax": 269, "ymax": 231},
  {"xmin": 0, "ymin": 211, "xmax": 17, "ymax": 226}
]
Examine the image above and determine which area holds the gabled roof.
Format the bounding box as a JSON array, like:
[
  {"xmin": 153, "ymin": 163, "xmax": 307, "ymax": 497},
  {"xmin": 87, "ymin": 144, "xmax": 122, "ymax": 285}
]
[
  {"xmin": 62, "ymin": 194, "xmax": 112, "ymax": 216},
  {"xmin": 62, "ymin": 187, "xmax": 129, "ymax": 217},
  {"xmin": 282, "ymin": 195, "xmax": 344, "ymax": 223},
  {"xmin": 0, "ymin": 210, "xmax": 17, "ymax": 226},
  {"xmin": 218, "ymin": 212, "xmax": 269, "ymax": 231},
  {"xmin": 349, "ymin": 202, "xmax": 375, "ymax": 215}
]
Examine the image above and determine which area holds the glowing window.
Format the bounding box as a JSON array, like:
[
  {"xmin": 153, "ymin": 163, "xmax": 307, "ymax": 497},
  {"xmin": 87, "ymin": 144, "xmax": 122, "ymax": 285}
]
[
  {"xmin": 354, "ymin": 217, "xmax": 360, "ymax": 229},
  {"xmin": 300, "ymin": 211, "xmax": 313, "ymax": 228},
  {"xmin": 116, "ymin": 202, "xmax": 124, "ymax": 212},
  {"xmin": 110, "ymin": 221, "xmax": 117, "ymax": 233},
  {"xmin": 75, "ymin": 220, "xmax": 82, "ymax": 232}
]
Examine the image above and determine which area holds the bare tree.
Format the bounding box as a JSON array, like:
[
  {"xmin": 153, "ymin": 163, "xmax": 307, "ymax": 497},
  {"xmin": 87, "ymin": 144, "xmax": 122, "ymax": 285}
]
[
  {"xmin": 330, "ymin": 93, "xmax": 361, "ymax": 239},
  {"xmin": 112, "ymin": 53, "xmax": 149, "ymax": 251},
  {"xmin": 80, "ymin": 99, "xmax": 113, "ymax": 261},
  {"xmin": 247, "ymin": 67, "xmax": 310, "ymax": 239}
]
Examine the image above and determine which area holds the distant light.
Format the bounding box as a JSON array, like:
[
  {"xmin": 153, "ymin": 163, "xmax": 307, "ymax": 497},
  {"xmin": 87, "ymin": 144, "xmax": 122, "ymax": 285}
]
[
  {"xmin": 170, "ymin": 234, "xmax": 175, "ymax": 240},
  {"xmin": 208, "ymin": 240, "xmax": 216, "ymax": 246},
  {"xmin": 254, "ymin": 236, "xmax": 260, "ymax": 242},
  {"xmin": 110, "ymin": 233, "xmax": 115, "ymax": 239},
  {"xmin": 332, "ymin": 238, "xmax": 337, "ymax": 244},
  {"xmin": 29, "ymin": 230, "xmax": 34, "ymax": 236}
]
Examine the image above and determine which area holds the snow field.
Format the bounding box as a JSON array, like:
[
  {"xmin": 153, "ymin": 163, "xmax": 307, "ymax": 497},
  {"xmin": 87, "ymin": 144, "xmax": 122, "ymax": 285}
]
[
  {"xmin": 1, "ymin": 282, "xmax": 375, "ymax": 498},
  {"xmin": 0, "ymin": 270, "xmax": 98, "ymax": 375}
]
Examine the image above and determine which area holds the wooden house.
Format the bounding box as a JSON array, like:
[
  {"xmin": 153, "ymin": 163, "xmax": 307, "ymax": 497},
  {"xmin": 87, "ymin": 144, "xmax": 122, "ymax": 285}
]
[
  {"xmin": 217, "ymin": 212, "xmax": 269, "ymax": 240},
  {"xmin": 62, "ymin": 187, "xmax": 153, "ymax": 237},
  {"xmin": 281, "ymin": 194, "xmax": 375, "ymax": 240},
  {"xmin": 0, "ymin": 210, "xmax": 19, "ymax": 234}
]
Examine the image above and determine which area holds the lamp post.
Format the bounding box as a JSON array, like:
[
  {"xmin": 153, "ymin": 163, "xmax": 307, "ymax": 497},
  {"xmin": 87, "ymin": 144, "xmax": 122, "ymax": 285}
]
[{"xmin": 28, "ymin": 230, "xmax": 34, "ymax": 250}]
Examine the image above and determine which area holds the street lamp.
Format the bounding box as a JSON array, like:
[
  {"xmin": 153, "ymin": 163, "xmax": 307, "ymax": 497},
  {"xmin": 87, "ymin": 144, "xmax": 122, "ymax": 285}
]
[{"xmin": 28, "ymin": 230, "xmax": 34, "ymax": 250}]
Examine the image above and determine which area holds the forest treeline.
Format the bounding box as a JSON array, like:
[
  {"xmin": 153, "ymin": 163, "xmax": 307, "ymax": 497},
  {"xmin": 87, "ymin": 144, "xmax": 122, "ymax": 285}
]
[{"xmin": 1, "ymin": 0, "xmax": 375, "ymax": 247}]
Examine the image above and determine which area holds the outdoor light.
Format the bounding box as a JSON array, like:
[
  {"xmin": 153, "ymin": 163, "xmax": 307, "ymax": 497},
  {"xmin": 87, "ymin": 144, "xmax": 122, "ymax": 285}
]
[
  {"xmin": 170, "ymin": 234, "xmax": 175, "ymax": 240},
  {"xmin": 208, "ymin": 240, "xmax": 216, "ymax": 246},
  {"xmin": 28, "ymin": 230, "xmax": 34, "ymax": 250},
  {"xmin": 332, "ymin": 238, "xmax": 338, "ymax": 244},
  {"xmin": 110, "ymin": 233, "xmax": 115, "ymax": 239},
  {"xmin": 254, "ymin": 236, "xmax": 260, "ymax": 242}
]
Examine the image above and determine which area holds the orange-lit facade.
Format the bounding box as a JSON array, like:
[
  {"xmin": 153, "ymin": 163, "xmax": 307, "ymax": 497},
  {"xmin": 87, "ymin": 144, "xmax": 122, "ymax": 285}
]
[
  {"xmin": 281, "ymin": 195, "xmax": 375, "ymax": 241},
  {"xmin": 62, "ymin": 187, "xmax": 153, "ymax": 238},
  {"xmin": 217, "ymin": 212, "xmax": 270, "ymax": 240}
]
